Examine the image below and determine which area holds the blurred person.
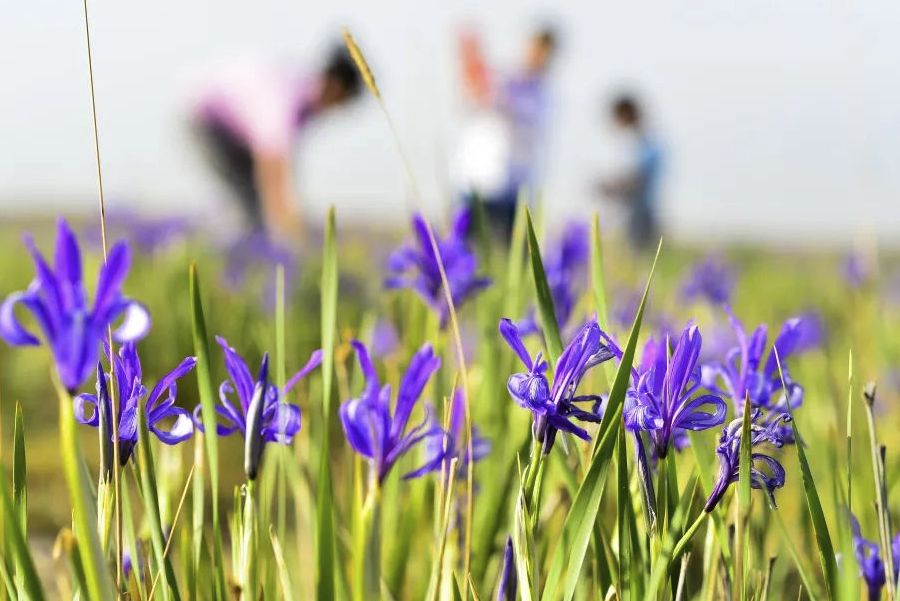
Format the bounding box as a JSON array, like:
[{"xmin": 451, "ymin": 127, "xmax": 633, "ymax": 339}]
[
  {"xmin": 190, "ymin": 45, "xmax": 362, "ymax": 240},
  {"xmin": 597, "ymin": 95, "xmax": 663, "ymax": 251},
  {"xmin": 454, "ymin": 25, "xmax": 558, "ymax": 241}
]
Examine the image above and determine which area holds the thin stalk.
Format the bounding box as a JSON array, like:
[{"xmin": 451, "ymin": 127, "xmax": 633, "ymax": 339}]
[
  {"xmin": 80, "ymin": 0, "xmax": 122, "ymax": 587},
  {"xmin": 863, "ymin": 384, "xmax": 895, "ymax": 600},
  {"xmin": 242, "ymin": 480, "xmax": 259, "ymax": 601},
  {"xmin": 354, "ymin": 481, "xmax": 382, "ymax": 601}
]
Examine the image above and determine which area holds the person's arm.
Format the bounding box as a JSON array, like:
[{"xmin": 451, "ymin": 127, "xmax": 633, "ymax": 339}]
[
  {"xmin": 253, "ymin": 150, "xmax": 302, "ymax": 241},
  {"xmin": 459, "ymin": 29, "xmax": 491, "ymax": 104}
]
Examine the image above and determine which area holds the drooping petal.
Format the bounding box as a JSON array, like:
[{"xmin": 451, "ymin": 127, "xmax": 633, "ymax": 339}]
[
  {"xmin": 191, "ymin": 404, "xmax": 241, "ymax": 437},
  {"xmin": 339, "ymin": 397, "xmax": 377, "ymax": 459},
  {"xmin": 507, "ymin": 373, "xmax": 551, "ymax": 412},
  {"xmin": 401, "ymin": 427, "xmax": 451, "ymax": 480},
  {"xmin": 262, "ymin": 402, "xmax": 302, "ymax": 444},
  {"xmin": 283, "ymin": 349, "xmax": 323, "ymax": 395},
  {"xmin": 672, "ymin": 394, "xmax": 728, "ymax": 431},
  {"xmin": 0, "ymin": 292, "xmax": 42, "ymax": 346},
  {"xmin": 111, "ymin": 301, "xmax": 151, "ymax": 343},
  {"xmin": 150, "ymin": 407, "xmax": 194, "ymax": 445},
  {"xmin": 147, "ymin": 356, "xmax": 197, "ymax": 411},
  {"xmin": 73, "ymin": 393, "xmax": 100, "ymax": 426}
]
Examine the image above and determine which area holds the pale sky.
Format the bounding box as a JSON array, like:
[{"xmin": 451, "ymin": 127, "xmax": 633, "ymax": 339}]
[{"xmin": 2, "ymin": 0, "xmax": 899, "ymax": 245}]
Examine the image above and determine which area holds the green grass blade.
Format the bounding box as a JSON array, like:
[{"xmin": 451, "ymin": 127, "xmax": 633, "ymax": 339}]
[
  {"xmin": 55, "ymin": 380, "xmax": 115, "ymax": 601},
  {"xmin": 135, "ymin": 405, "xmax": 180, "ymax": 601},
  {"xmin": 269, "ymin": 526, "xmax": 297, "ymax": 601},
  {"xmin": 589, "ymin": 213, "xmax": 610, "ymax": 330},
  {"xmin": 541, "ymin": 243, "xmax": 660, "ymax": 601},
  {"xmin": 0, "ymin": 473, "xmax": 43, "ymax": 600},
  {"xmin": 503, "ymin": 201, "xmax": 529, "ymax": 320},
  {"xmin": 615, "ymin": 427, "xmax": 632, "ymax": 599},
  {"xmin": 189, "ymin": 263, "xmax": 228, "ymax": 601},
  {"xmin": 13, "ymin": 403, "xmax": 26, "ymax": 536},
  {"xmin": 734, "ymin": 397, "xmax": 753, "ymax": 599},
  {"xmin": 791, "ymin": 416, "xmax": 838, "ymax": 600},
  {"xmin": 524, "ymin": 208, "xmax": 563, "ymax": 362},
  {"xmin": 315, "ymin": 206, "xmax": 339, "ymax": 601},
  {"xmin": 513, "ymin": 492, "xmax": 536, "ymax": 601}
]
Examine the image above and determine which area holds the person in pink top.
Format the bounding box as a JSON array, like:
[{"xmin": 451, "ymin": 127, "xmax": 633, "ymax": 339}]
[{"xmin": 192, "ymin": 46, "xmax": 361, "ymax": 238}]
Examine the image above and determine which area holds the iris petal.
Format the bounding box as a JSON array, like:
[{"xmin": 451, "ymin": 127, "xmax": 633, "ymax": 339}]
[{"xmin": 0, "ymin": 292, "xmax": 42, "ymax": 346}]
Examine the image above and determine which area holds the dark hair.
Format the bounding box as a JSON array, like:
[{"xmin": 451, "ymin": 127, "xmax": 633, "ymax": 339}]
[
  {"xmin": 534, "ymin": 25, "xmax": 559, "ymax": 52},
  {"xmin": 323, "ymin": 46, "xmax": 362, "ymax": 98},
  {"xmin": 612, "ymin": 94, "xmax": 641, "ymax": 124}
]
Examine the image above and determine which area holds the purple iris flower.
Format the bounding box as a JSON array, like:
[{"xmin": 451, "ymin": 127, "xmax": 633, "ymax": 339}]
[
  {"xmin": 680, "ymin": 255, "xmax": 736, "ymax": 305},
  {"xmin": 702, "ymin": 306, "xmax": 807, "ymax": 441},
  {"xmin": 622, "ymin": 325, "xmax": 727, "ymax": 459},
  {"xmin": 0, "ymin": 219, "xmax": 151, "ymax": 393},
  {"xmin": 847, "ymin": 512, "xmax": 900, "ymax": 601},
  {"xmin": 385, "ymin": 209, "xmax": 491, "ymax": 328},
  {"xmin": 703, "ymin": 408, "xmax": 791, "ymax": 512},
  {"xmin": 497, "ymin": 535, "xmax": 516, "ymax": 601},
  {"xmin": 339, "ymin": 341, "xmax": 450, "ymax": 483},
  {"xmin": 517, "ymin": 221, "xmax": 589, "ymax": 336},
  {"xmin": 500, "ymin": 318, "xmax": 615, "ymax": 454},
  {"xmin": 73, "ymin": 342, "xmax": 195, "ymax": 476},
  {"xmin": 423, "ymin": 388, "xmax": 490, "ymax": 477},
  {"xmin": 193, "ymin": 337, "xmax": 321, "ymax": 479}
]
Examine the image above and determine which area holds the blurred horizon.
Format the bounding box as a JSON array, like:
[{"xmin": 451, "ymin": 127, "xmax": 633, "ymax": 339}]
[{"xmin": 3, "ymin": 1, "xmax": 900, "ymax": 246}]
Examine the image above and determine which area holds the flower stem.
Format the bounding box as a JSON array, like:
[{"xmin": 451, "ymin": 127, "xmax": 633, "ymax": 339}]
[
  {"xmin": 523, "ymin": 437, "xmax": 545, "ymax": 512},
  {"xmin": 354, "ymin": 482, "xmax": 382, "ymax": 601},
  {"xmin": 242, "ymin": 479, "xmax": 259, "ymax": 600}
]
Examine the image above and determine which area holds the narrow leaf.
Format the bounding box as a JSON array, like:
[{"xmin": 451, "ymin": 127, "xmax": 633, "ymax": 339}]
[
  {"xmin": 524, "ymin": 208, "xmax": 563, "ymax": 362},
  {"xmin": 315, "ymin": 206, "xmax": 339, "ymax": 601},
  {"xmin": 189, "ymin": 264, "xmax": 228, "ymax": 600}
]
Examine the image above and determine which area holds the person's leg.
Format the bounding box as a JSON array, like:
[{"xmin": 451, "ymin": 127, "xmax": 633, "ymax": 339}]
[
  {"xmin": 484, "ymin": 188, "xmax": 518, "ymax": 245},
  {"xmin": 193, "ymin": 120, "xmax": 265, "ymax": 231}
]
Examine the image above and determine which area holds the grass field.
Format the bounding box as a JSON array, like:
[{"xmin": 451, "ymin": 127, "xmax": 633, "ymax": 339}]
[{"xmin": 1, "ymin": 209, "xmax": 900, "ymax": 600}]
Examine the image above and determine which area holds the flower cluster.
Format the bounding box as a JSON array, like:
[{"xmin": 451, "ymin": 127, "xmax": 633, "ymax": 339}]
[
  {"xmin": 702, "ymin": 306, "xmax": 810, "ymax": 441},
  {"xmin": 703, "ymin": 408, "xmax": 791, "ymax": 512},
  {"xmin": 74, "ymin": 342, "xmax": 195, "ymax": 477},
  {"xmin": 385, "ymin": 209, "xmax": 490, "ymax": 327},
  {"xmin": 623, "ymin": 325, "xmax": 727, "ymax": 458},
  {"xmin": 500, "ymin": 318, "xmax": 614, "ymax": 453},
  {"xmin": 340, "ymin": 341, "xmax": 451, "ymax": 483},
  {"xmin": 0, "ymin": 219, "xmax": 150, "ymax": 392},
  {"xmin": 194, "ymin": 336, "xmax": 321, "ymax": 479}
]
